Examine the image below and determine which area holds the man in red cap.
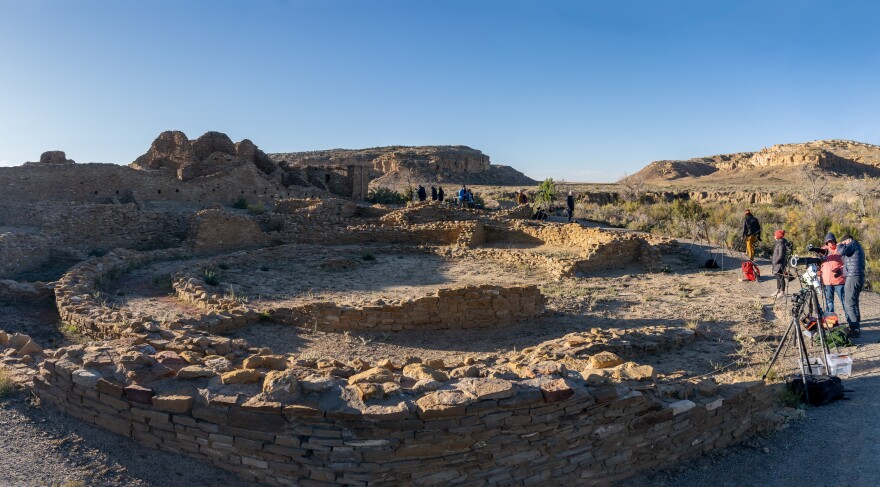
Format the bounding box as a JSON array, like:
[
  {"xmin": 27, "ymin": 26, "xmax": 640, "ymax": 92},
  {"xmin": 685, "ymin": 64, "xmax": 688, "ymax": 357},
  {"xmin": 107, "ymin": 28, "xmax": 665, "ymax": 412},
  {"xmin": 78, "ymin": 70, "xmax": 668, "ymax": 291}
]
[
  {"xmin": 771, "ymin": 229, "xmax": 789, "ymax": 298},
  {"xmin": 741, "ymin": 210, "xmax": 762, "ymax": 261}
]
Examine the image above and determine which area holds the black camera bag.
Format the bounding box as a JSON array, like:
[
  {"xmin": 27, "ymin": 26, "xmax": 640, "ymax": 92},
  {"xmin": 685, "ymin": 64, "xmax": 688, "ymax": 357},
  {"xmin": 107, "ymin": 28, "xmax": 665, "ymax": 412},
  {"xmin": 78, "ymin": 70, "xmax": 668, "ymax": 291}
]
[{"xmin": 787, "ymin": 374, "xmax": 844, "ymax": 406}]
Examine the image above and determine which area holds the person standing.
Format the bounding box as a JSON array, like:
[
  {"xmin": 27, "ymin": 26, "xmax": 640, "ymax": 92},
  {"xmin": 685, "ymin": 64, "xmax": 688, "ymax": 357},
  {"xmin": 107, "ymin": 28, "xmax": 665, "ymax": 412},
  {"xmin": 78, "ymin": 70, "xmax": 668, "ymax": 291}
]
[
  {"xmin": 741, "ymin": 209, "xmax": 762, "ymax": 261},
  {"xmin": 836, "ymin": 234, "xmax": 866, "ymax": 338},
  {"xmin": 817, "ymin": 233, "xmax": 847, "ymax": 317},
  {"xmin": 771, "ymin": 230, "xmax": 789, "ymax": 299},
  {"xmin": 437, "ymin": 186, "xmax": 444, "ymax": 202},
  {"xmin": 457, "ymin": 185, "xmax": 468, "ymax": 206},
  {"xmin": 431, "ymin": 186, "xmax": 437, "ymax": 201},
  {"xmin": 417, "ymin": 185, "xmax": 427, "ymax": 201},
  {"xmin": 566, "ymin": 190, "xmax": 575, "ymax": 223}
]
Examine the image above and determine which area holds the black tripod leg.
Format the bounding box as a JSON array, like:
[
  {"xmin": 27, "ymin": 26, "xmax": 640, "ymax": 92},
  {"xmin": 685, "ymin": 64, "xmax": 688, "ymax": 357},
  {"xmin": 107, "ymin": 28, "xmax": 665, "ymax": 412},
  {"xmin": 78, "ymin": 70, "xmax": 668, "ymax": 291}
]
[
  {"xmin": 791, "ymin": 313, "xmax": 812, "ymax": 404},
  {"xmin": 762, "ymin": 318, "xmax": 795, "ymax": 380}
]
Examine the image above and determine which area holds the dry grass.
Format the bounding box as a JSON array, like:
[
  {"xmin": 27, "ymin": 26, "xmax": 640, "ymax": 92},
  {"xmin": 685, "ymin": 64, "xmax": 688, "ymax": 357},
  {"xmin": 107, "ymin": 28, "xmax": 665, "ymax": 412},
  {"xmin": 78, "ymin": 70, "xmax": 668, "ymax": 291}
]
[{"xmin": 0, "ymin": 368, "xmax": 16, "ymax": 397}]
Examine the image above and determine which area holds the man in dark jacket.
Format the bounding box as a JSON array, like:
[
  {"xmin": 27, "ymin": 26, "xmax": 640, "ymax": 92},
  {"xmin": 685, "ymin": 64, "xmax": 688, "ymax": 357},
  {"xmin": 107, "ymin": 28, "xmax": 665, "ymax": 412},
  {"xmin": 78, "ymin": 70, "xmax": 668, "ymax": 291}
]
[
  {"xmin": 566, "ymin": 191, "xmax": 575, "ymax": 223},
  {"xmin": 771, "ymin": 230, "xmax": 789, "ymax": 298},
  {"xmin": 437, "ymin": 186, "xmax": 444, "ymax": 202},
  {"xmin": 431, "ymin": 186, "xmax": 437, "ymax": 201},
  {"xmin": 836, "ymin": 234, "xmax": 866, "ymax": 337},
  {"xmin": 741, "ymin": 209, "xmax": 761, "ymax": 261},
  {"xmin": 417, "ymin": 185, "xmax": 427, "ymax": 201}
]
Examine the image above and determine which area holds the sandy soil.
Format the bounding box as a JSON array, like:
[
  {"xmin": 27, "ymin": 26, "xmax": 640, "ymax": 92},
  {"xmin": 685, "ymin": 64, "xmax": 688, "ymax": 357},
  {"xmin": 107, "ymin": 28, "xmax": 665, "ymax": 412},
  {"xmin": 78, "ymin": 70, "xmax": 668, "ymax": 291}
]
[{"xmin": 217, "ymin": 248, "xmax": 549, "ymax": 307}]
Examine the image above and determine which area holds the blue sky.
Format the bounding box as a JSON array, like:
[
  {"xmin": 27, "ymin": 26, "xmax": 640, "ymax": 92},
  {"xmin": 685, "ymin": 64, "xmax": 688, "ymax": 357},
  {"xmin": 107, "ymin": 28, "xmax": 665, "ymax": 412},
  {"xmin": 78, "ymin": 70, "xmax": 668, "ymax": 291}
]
[{"xmin": 2, "ymin": 1, "xmax": 879, "ymax": 182}]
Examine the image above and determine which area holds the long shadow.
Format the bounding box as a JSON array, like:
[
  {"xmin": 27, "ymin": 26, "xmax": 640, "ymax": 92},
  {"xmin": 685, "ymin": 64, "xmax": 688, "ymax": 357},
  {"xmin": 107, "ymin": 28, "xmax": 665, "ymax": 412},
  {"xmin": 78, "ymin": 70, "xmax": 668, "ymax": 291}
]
[{"xmin": 0, "ymin": 395, "xmax": 260, "ymax": 487}]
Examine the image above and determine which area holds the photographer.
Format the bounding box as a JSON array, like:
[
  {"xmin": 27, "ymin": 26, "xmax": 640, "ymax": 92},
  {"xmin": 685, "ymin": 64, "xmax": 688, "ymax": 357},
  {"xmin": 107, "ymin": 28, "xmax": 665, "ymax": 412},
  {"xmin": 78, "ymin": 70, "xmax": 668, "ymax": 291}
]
[
  {"xmin": 771, "ymin": 230, "xmax": 789, "ymax": 299},
  {"xmin": 812, "ymin": 233, "xmax": 847, "ymax": 317},
  {"xmin": 835, "ymin": 234, "xmax": 866, "ymax": 338},
  {"xmin": 741, "ymin": 209, "xmax": 761, "ymax": 261}
]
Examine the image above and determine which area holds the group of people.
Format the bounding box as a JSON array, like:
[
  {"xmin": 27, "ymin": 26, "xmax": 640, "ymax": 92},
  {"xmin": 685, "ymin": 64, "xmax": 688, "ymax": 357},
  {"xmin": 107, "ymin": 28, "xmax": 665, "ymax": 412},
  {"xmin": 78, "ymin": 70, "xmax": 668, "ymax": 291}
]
[
  {"xmin": 414, "ymin": 185, "xmax": 445, "ymax": 202},
  {"xmin": 743, "ymin": 210, "xmax": 866, "ymax": 338}
]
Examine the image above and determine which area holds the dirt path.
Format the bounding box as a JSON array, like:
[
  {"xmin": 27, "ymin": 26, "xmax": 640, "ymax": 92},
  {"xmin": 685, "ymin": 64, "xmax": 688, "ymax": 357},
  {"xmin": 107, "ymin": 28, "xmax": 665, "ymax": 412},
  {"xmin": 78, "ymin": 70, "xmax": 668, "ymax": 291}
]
[
  {"xmin": 617, "ymin": 234, "xmax": 880, "ymax": 487},
  {"xmin": 0, "ymin": 394, "xmax": 260, "ymax": 487}
]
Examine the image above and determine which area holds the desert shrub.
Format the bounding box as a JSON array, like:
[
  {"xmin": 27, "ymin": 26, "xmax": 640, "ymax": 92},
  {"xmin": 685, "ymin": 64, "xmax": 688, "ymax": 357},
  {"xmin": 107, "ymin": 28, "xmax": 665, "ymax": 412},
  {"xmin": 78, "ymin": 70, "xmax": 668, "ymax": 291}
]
[
  {"xmin": 232, "ymin": 197, "xmax": 248, "ymax": 209},
  {"xmin": 367, "ymin": 187, "xmax": 409, "ymax": 205},
  {"xmin": 472, "ymin": 193, "xmax": 486, "ymax": 208},
  {"xmin": 0, "ymin": 368, "xmax": 15, "ymax": 397},
  {"xmin": 247, "ymin": 203, "xmax": 267, "ymax": 215},
  {"xmin": 218, "ymin": 263, "xmax": 230, "ymax": 270},
  {"xmin": 361, "ymin": 251, "xmax": 376, "ymax": 261},
  {"xmin": 203, "ymin": 269, "xmax": 219, "ymax": 286},
  {"xmin": 534, "ymin": 178, "xmax": 557, "ymax": 209}
]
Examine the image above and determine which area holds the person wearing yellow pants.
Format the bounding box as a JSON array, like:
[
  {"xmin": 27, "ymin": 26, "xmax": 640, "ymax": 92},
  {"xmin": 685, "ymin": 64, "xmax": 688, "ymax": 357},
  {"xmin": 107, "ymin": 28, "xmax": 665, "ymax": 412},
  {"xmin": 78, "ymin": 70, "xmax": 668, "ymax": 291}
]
[{"xmin": 741, "ymin": 209, "xmax": 761, "ymax": 261}]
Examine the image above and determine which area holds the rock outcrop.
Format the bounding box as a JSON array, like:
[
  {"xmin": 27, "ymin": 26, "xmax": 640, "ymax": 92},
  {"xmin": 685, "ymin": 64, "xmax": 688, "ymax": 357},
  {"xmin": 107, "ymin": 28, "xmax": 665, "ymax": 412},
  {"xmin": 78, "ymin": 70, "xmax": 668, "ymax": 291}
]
[
  {"xmin": 634, "ymin": 139, "xmax": 880, "ymax": 183},
  {"xmin": 270, "ymin": 145, "xmax": 536, "ymax": 187},
  {"xmin": 39, "ymin": 151, "xmax": 75, "ymax": 164},
  {"xmin": 131, "ymin": 131, "xmax": 276, "ymax": 181}
]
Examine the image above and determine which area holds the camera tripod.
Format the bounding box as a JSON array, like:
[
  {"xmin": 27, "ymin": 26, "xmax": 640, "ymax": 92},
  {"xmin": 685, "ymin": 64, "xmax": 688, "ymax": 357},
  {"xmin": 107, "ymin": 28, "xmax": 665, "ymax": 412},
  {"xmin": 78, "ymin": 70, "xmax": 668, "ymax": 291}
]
[{"xmin": 762, "ymin": 265, "xmax": 833, "ymax": 403}]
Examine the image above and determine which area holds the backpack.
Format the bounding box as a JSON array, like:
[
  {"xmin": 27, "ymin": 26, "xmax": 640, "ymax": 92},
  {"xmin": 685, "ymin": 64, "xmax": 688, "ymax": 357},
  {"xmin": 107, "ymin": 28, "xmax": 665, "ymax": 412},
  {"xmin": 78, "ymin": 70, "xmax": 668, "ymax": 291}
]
[
  {"xmin": 741, "ymin": 261, "xmax": 760, "ymax": 281},
  {"xmin": 787, "ymin": 374, "xmax": 845, "ymax": 406}
]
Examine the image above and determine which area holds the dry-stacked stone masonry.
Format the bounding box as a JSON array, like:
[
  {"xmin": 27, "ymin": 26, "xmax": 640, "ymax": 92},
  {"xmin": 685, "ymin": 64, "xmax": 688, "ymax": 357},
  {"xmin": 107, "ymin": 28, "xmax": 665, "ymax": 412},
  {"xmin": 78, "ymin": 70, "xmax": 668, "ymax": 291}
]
[{"xmin": 19, "ymin": 206, "xmax": 787, "ymax": 486}]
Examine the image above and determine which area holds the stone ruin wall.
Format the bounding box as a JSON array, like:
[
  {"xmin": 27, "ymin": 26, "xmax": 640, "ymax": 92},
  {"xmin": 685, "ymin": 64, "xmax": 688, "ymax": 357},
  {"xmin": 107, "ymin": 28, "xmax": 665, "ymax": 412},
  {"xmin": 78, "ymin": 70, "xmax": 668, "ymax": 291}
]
[
  {"xmin": 0, "ymin": 163, "xmax": 313, "ymax": 207},
  {"xmin": 30, "ymin": 356, "xmax": 783, "ymax": 487},
  {"xmin": 0, "ymin": 195, "xmax": 786, "ymax": 486}
]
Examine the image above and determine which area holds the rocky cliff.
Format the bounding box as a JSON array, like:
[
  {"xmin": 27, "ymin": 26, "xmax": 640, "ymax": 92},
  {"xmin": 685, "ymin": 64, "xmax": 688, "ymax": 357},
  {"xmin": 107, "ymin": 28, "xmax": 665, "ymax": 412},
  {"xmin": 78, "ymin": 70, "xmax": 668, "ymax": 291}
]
[
  {"xmin": 130, "ymin": 131, "xmax": 276, "ymax": 181},
  {"xmin": 635, "ymin": 139, "xmax": 880, "ymax": 183},
  {"xmin": 270, "ymin": 145, "xmax": 536, "ymax": 187}
]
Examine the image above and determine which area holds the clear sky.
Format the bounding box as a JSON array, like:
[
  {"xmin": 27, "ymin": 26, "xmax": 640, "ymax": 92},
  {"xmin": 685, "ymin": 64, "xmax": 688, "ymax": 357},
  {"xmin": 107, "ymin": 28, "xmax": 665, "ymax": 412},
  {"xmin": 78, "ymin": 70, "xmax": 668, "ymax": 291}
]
[{"xmin": 2, "ymin": 1, "xmax": 879, "ymax": 182}]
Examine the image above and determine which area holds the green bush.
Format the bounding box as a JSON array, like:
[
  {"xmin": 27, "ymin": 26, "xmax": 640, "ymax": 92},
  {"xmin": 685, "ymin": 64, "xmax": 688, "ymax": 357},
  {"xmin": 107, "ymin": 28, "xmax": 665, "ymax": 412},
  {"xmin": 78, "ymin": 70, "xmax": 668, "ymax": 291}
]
[
  {"xmin": 535, "ymin": 178, "xmax": 557, "ymax": 209},
  {"xmin": 232, "ymin": 197, "xmax": 248, "ymax": 209},
  {"xmin": 361, "ymin": 251, "xmax": 376, "ymax": 261},
  {"xmin": 203, "ymin": 269, "xmax": 219, "ymax": 286},
  {"xmin": 367, "ymin": 187, "xmax": 409, "ymax": 205},
  {"xmin": 247, "ymin": 203, "xmax": 267, "ymax": 215}
]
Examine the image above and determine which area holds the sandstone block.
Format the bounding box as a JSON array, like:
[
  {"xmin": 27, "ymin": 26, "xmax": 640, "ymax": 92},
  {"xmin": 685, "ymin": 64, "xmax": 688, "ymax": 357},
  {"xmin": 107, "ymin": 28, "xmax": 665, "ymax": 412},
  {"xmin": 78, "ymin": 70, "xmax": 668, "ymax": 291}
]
[
  {"xmin": 17, "ymin": 338, "xmax": 43, "ymax": 356},
  {"xmin": 301, "ymin": 375, "xmax": 336, "ymax": 392},
  {"xmin": 669, "ymin": 399, "xmax": 696, "ymax": 415},
  {"xmin": 540, "ymin": 378, "xmax": 575, "ymax": 403},
  {"xmin": 589, "ymin": 351, "xmax": 624, "ymax": 369},
  {"xmin": 125, "ymin": 385, "xmax": 155, "ymax": 404},
  {"xmin": 402, "ymin": 363, "xmax": 448, "ymax": 382},
  {"xmin": 457, "ymin": 377, "xmax": 516, "ymax": 400},
  {"xmin": 348, "ymin": 367, "xmax": 394, "ymax": 385},
  {"xmin": 177, "ymin": 366, "xmax": 217, "ymax": 379},
  {"xmin": 263, "ymin": 369, "xmax": 299, "ymax": 401},
  {"xmin": 152, "ymin": 394, "xmax": 195, "ymax": 413},
  {"xmin": 221, "ymin": 369, "xmax": 261, "ymax": 385},
  {"xmin": 243, "ymin": 354, "xmax": 288, "ymax": 370},
  {"xmin": 71, "ymin": 369, "xmax": 101, "ymax": 388},
  {"xmin": 613, "ymin": 363, "xmax": 656, "ymax": 382},
  {"xmin": 416, "ymin": 390, "xmax": 473, "ymax": 419}
]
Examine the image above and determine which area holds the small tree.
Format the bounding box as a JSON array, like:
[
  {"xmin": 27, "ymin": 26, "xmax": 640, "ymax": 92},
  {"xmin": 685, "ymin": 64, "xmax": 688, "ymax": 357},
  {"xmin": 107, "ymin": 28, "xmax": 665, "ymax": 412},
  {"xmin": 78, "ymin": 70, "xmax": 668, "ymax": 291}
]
[
  {"xmin": 800, "ymin": 165, "xmax": 830, "ymax": 215},
  {"xmin": 846, "ymin": 176, "xmax": 880, "ymax": 217},
  {"xmin": 618, "ymin": 172, "xmax": 647, "ymax": 202},
  {"xmin": 535, "ymin": 178, "xmax": 557, "ymax": 209}
]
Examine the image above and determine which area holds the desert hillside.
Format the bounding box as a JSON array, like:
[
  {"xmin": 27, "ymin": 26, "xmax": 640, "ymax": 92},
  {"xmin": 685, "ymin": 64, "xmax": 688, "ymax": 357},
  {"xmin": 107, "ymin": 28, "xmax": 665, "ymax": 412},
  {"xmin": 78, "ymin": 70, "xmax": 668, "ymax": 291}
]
[{"xmin": 634, "ymin": 139, "xmax": 880, "ymax": 184}]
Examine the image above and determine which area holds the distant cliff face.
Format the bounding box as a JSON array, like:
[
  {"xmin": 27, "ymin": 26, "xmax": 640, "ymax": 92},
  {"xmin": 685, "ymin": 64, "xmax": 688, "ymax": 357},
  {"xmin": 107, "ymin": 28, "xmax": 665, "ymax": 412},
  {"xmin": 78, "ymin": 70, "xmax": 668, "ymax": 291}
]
[
  {"xmin": 634, "ymin": 140, "xmax": 880, "ymax": 183},
  {"xmin": 270, "ymin": 146, "xmax": 535, "ymax": 187}
]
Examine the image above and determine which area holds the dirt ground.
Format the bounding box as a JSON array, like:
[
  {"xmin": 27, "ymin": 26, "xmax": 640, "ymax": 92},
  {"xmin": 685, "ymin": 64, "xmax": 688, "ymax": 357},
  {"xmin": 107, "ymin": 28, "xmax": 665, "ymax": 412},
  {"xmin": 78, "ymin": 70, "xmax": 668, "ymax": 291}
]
[{"xmin": 2, "ymin": 228, "xmax": 876, "ymax": 485}]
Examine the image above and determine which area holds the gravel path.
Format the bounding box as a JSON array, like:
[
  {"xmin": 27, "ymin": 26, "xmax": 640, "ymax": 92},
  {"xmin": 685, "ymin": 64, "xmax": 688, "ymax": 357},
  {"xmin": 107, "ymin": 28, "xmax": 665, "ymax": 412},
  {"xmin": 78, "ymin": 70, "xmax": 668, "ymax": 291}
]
[
  {"xmin": 0, "ymin": 393, "xmax": 261, "ymax": 487},
  {"xmin": 618, "ymin": 236, "xmax": 880, "ymax": 487}
]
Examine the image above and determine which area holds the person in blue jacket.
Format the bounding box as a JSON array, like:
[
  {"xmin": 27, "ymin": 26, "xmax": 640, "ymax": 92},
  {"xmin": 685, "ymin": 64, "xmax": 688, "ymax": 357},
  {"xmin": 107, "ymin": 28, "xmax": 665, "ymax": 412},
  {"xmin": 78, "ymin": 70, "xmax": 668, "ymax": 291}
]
[
  {"xmin": 457, "ymin": 185, "xmax": 468, "ymax": 206},
  {"xmin": 835, "ymin": 234, "xmax": 866, "ymax": 338}
]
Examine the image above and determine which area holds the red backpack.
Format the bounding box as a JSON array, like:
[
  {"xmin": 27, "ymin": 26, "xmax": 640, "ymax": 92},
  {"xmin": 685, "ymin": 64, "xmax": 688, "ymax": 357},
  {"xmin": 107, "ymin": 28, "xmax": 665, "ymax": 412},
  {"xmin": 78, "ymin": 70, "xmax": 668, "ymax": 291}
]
[{"xmin": 741, "ymin": 261, "xmax": 760, "ymax": 281}]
